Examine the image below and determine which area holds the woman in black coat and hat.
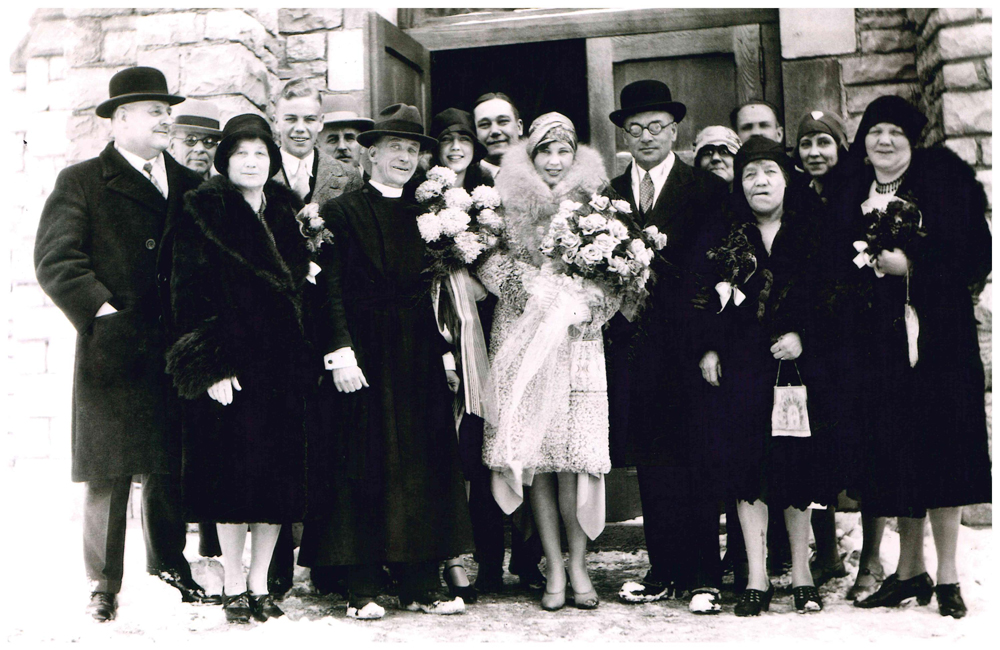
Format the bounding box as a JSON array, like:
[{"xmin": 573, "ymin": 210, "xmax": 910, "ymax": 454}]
[
  {"xmin": 844, "ymin": 96, "xmax": 991, "ymax": 618},
  {"xmin": 698, "ymin": 137, "xmax": 837, "ymax": 616},
  {"xmin": 166, "ymin": 114, "xmax": 316, "ymax": 624}
]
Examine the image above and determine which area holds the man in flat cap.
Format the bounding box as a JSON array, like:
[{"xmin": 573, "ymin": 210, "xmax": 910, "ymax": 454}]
[
  {"xmin": 34, "ymin": 66, "xmax": 209, "ymax": 622},
  {"xmin": 168, "ymin": 98, "xmax": 222, "ymax": 181},
  {"xmin": 604, "ymin": 79, "xmax": 729, "ymax": 614}
]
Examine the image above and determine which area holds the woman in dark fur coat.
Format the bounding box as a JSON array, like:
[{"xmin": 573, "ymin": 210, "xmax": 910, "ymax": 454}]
[
  {"xmin": 698, "ymin": 137, "xmax": 835, "ymax": 616},
  {"xmin": 844, "ymin": 96, "xmax": 991, "ymax": 619},
  {"xmin": 166, "ymin": 114, "xmax": 316, "ymax": 624}
]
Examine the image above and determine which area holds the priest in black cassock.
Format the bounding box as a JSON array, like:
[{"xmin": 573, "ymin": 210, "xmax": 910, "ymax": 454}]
[{"xmin": 298, "ymin": 104, "xmax": 474, "ymax": 620}]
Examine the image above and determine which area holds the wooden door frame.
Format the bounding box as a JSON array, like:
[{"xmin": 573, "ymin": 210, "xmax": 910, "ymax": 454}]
[{"xmin": 365, "ymin": 12, "xmax": 432, "ymax": 129}]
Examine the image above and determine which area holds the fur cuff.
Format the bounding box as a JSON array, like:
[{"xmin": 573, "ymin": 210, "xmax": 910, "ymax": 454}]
[{"xmin": 165, "ymin": 319, "xmax": 238, "ymax": 400}]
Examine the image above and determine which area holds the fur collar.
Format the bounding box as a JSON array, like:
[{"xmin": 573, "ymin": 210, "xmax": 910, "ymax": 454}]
[
  {"xmin": 182, "ymin": 176, "xmax": 310, "ymax": 296},
  {"xmin": 496, "ymin": 143, "xmax": 608, "ymax": 255}
]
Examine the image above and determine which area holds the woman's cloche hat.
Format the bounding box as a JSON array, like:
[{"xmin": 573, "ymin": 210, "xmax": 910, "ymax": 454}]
[
  {"xmin": 610, "ymin": 79, "xmax": 687, "ymax": 127},
  {"xmin": 850, "ymin": 95, "xmax": 928, "ymax": 159},
  {"xmin": 214, "ymin": 113, "xmax": 283, "ymax": 179},
  {"xmin": 431, "ymin": 107, "xmax": 487, "ymax": 158},
  {"xmin": 733, "ymin": 135, "xmax": 792, "ymax": 182},
  {"xmin": 96, "ymin": 66, "xmax": 185, "ymax": 119},
  {"xmin": 693, "ymin": 125, "xmax": 742, "ymax": 157},
  {"xmin": 356, "ymin": 103, "xmax": 437, "ymax": 150}
]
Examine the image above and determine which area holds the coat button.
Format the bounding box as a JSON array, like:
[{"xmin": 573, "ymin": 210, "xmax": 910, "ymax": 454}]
[
  {"xmin": 145, "ymin": 238, "xmax": 156, "ymax": 250},
  {"xmin": 157, "ymin": 273, "xmax": 166, "ymax": 283}
]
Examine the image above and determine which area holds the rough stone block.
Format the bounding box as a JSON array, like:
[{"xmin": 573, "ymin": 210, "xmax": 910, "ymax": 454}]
[
  {"xmin": 976, "ymin": 170, "xmax": 992, "ymax": 208},
  {"xmin": 65, "ymin": 112, "xmax": 108, "ymax": 144},
  {"xmin": 942, "ymin": 61, "xmax": 981, "ymax": 88},
  {"xmin": 908, "ymin": 8, "xmax": 931, "ymax": 29},
  {"xmin": 782, "ymin": 58, "xmax": 844, "ymax": 143},
  {"xmin": 136, "ymin": 47, "xmax": 181, "ymax": 94},
  {"xmin": 102, "ymin": 30, "xmax": 138, "ymax": 65},
  {"xmin": 25, "ymin": 57, "xmax": 49, "ymax": 112},
  {"xmin": 286, "ymin": 33, "xmax": 326, "ymax": 62},
  {"xmin": 279, "ymin": 8, "xmax": 344, "ymax": 33},
  {"xmin": 945, "ymin": 137, "xmax": 979, "ymax": 165},
  {"xmin": 982, "ymin": 7, "xmax": 993, "ymax": 19},
  {"xmin": 923, "ymin": 7, "xmax": 979, "ymax": 40},
  {"xmin": 857, "ymin": 9, "xmax": 906, "ymax": 30},
  {"xmin": 133, "ymin": 12, "xmax": 203, "ymax": 47},
  {"xmin": 246, "ymin": 8, "xmax": 280, "ymax": 36},
  {"xmin": 937, "ymin": 23, "xmax": 992, "ymax": 60},
  {"xmin": 962, "ymin": 503, "xmax": 992, "ymax": 526},
  {"xmin": 280, "ymin": 60, "xmax": 328, "ymax": 80},
  {"xmin": 25, "ymin": 110, "xmax": 71, "ymax": 158},
  {"xmin": 981, "ymin": 136, "xmax": 991, "ymax": 166},
  {"xmin": 943, "ymin": 90, "xmax": 992, "ymax": 135},
  {"xmin": 846, "ymin": 83, "xmax": 916, "ymax": 114},
  {"xmin": 103, "ymin": 15, "xmax": 137, "ymax": 32},
  {"xmin": 205, "ymin": 9, "xmax": 269, "ymax": 56},
  {"xmin": 210, "ymin": 95, "xmax": 265, "ymax": 124},
  {"xmin": 841, "ymin": 53, "xmax": 917, "ymax": 84},
  {"xmin": 780, "ymin": 8, "xmax": 856, "ymax": 59},
  {"xmin": 327, "ymin": 29, "xmax": 365, "ymax": 92},
  {"xmin": 46, "ymin": 79, "xmax": 73, "ymax": 112},
  {"xmin": 181, "ymin": 44, "xmax": 269, "ymax": 108},
  {"xmin": 48, "ymin": 56, "xmax": 67, "ymax": 81},
  {"xmin": 11, "ymin": 71, "xmax": 26, "ymax": 92},
  {"xmin": 985, "ymin": 58, "xmax": 993, "ymax": 84},
  {"xmin": 64, "ymin": 8, "xmax": 134, "ymax": 18},
  {"xmin": 861, "ymin": 28, "xmax": 916, "ymax": 54}
]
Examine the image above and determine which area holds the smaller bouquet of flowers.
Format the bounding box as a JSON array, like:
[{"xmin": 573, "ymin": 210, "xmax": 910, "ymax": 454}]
[
  {"xmin": 853, "ymin": 195, "xmax": 924, "ymax": 277},
  {"xmin": 538, "ymin": 193, "xmax": 666, "ymax": 320},
  {"xmin": 415, "ymin": 166, "xmax": 504, "ymax": 278},
  {"xmin": 706, "ymin": 222, "xmax": 762, "ymax": 313},
  {"xmin": 296, "ymin": 211, "xmax": 334, "ymax": 284}
]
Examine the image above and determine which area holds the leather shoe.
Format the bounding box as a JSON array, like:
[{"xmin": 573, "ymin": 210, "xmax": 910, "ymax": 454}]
[
  {"xmin": 855, "ymin": 573, "xmax": 933, "ymax": 609},
  {"xmin": 935, "ymin": 583, "xmax": 967, "ymax": 619},
  {"xmin": 87, "ymin": 591, "xmax": 117, "ymax": 622},
  {"xmin": 473, "ymin": 568, "xmax": 504, "ymax": 594},
  {"xmin": 846, "ymin": 564, "xmax": 885, "ymax": 601},
  {"xmin": 157, "ymin": 569, "xmax": 211, "ymax": 603},
  {"xmin": 514, "ymin": 566, "xmax": 546, "ymax": 592},
  {"xmin": 222, "ymin": 591, "xmax": 252, "ymax": 624},
  {"xmin": 248, "ymin": 593, "xmax": 284, "ymax": 622},
  {"xmin": 735, "ymin": 583, "xmax": 774, "ymax": 617}
]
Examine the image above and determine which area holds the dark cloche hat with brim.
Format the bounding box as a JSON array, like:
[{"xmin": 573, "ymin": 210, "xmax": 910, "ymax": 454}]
[
  {"xmin": 214, "ymin": 113, "xmax": 283, "ymax": 179},
  {"xmin": 733, "ymin": 135, "xmax": 792, "ymax": 182},
  {"xmin": 96, "ymin": 66, "xmax": 185, "ymax": 119},
  {"xmin": 356, "ymin": 103, "xmax": 437, "ymax": 150},
  {"xmin": 610, "ymin": 79, "xmax": 687, "ymax": 127},
  {"xmin": 431, "ymin": 107, "xmax": 488, "ymax": 158}
]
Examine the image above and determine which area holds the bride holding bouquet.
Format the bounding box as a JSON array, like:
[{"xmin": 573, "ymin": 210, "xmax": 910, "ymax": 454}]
[{"xmin": 477, "ymin": 113, "xmax": 663, "ymax": 611}]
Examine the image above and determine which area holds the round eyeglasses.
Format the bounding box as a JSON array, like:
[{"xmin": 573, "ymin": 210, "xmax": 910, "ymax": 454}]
[
  {"xmin": 176, "ymin": 135, "xmax": 220, "ymax": 149},
  {"xmin": 623, "ymin": 121, "xmax": 674, "ymax": 138}
]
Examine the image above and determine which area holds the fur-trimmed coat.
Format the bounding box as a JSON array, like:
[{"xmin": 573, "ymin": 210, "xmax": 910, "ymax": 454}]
[{"xmin": 166, "ymin": 176, "xmax": 311, "ymax": 523}]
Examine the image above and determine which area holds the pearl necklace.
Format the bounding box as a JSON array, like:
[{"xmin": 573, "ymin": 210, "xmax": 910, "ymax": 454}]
[{"xmin": 875, "ymin": 175, "xmax": 905, "ymax": 195}]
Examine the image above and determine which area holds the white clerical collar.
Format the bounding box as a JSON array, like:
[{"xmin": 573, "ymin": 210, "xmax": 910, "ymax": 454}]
[
  {"xmin": 369, "ymin": 179, "xmax": 403, "ymax": 198},
  {"xmin": 281, "ymin": 148, "xmax": 315, "ymax": 178}
]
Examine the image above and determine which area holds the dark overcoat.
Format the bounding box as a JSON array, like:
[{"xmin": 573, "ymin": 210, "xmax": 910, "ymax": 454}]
[
  {"xmin": 604, "ymin": 159, "xmax": 728, "ymax": 467},
  {"xmin": 298, "ymin": 182, "xmax": 474, "ymax": 567},
  {"xmin": 165, "ymin": 177, "xmax": 312, "ymax": 523},
  {"xmin": 34, "ymin": 142, "xmax": 202, "ymax": 482},
  {"xmin": 841, "ymin": 147, "xmax": 992, "ymax": 516}
]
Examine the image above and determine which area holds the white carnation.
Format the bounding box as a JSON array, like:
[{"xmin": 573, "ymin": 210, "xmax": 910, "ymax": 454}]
[
  {"xmin": 438, "ymin": 208, "xmax": 472, "ymax": 237},
  {"xmin": 454, "ymin": 231, "xmax": 487, "ymax": 264},
  {"xmin": 477, "ymin": 208, "xmax": 503, "ymax": 231},
  {"xmin": 416, "ymin": 212, "xmax": 443, "ymax": 242},
  {"xmin": 471, "ymin": 185, "xmax": 501, "ymax": 209},
  {"xmin": 426, "ymin": 165, "xmax": 458, "ymax": 187},
  {"xmin": 444, "ymin": 187, "xmax": 474, "ymax": 211},
  {"xmin": 415, "ymin": 179, "xmax": 444, "ymax": 203}
]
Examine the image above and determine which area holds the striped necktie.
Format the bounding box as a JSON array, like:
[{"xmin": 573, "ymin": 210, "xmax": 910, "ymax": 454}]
[{"xmin": 142, "ymin": 162, "xmax": 166, "ymax": 198}]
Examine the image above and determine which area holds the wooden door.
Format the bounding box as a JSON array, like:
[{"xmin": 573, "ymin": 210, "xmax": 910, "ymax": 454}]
[
  {"xmin": 365, "ymin": 12, "xmax": 432, "ymax": 129},
  {"xmin": 588, "ymin": 24, "xmax": 782, "ymax": 177}
]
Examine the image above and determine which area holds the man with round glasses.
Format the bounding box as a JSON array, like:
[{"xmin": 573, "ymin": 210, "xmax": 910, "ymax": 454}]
[
  {"xmin": 606, "ymin": 79, "xmax": 729, "ymax": 614},
  {"xmin": 168, "ymin": 99, "xmax": 222, "ymax": 180}
]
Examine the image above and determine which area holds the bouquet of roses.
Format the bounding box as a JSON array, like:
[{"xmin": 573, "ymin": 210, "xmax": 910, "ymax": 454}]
[
  {"xmin": 705, "ymin": 222, "xmax": 763, "ymax": 313},
  {"xmin": 415, "ymin": 166, "xmax": 504, "ymax": 278},
  {"xmin": 538, "ymin": 193, "xmax": 667, "ymax": 320},
  {"xmin": 295, "ymin": 211, "xmax": 334, "ymax": 284},
  {"xmin": 853, "ymin": 195, "xmax": 924, "ymax": 278}
]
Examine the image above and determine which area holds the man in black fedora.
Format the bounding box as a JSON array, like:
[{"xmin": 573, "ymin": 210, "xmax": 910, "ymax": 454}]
[
  {"xmin": 604, "ymin": 79, "xmax": 729, "ymax": 613},
  {"xmin": 298, "ymin": 104, "xmax": 473, "ymax": 619},
  {"xmin": 34, "ymin": 66, "xmax": 210, "ymax": 621}
]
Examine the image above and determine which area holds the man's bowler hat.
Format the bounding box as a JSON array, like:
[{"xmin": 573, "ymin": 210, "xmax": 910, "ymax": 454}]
[
  {"xmin": 96, "ymin": 67, "xmax": 185, "ymax": 119},
  {"xmin": 356, "ymin": 103, "xmax": 437, "ymax": 150},
  {"xmin": 610, "ymin": 80, "xmax": 687, "ymax": 127}
]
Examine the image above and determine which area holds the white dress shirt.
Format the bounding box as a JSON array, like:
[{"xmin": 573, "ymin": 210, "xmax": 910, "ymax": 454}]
[
  {"xmin": 115, "ymin": 144, "xmax": 168, "ymax": 198},
  {"xmin": 630, "ymin": 151, "xmax": 675, "ymax": 211},
  {"xmin": 281, "ymin": 148, "xmax": 314, "ymax": 198}
]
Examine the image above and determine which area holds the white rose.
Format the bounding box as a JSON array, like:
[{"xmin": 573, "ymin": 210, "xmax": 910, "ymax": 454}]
[
  {"xmin": 611, "ymin": 199, "xmax": 632, "ymax": 214},
  {"xmin": 559, "ymin": 200, "xmax": 583, "ymax": 213},
  {"xmin": 439, "ymin": 208, "xmax": 472, "ymax": 237},
  {"xmin": 577, "ymin": 243, "xmax": 605, "ymax": 266},
  {"xmin": 593, "ymin": 232, "xmax": 618, "ymax": 255},
  {"xmin": 540, "ymin": 235, "xmax": 557, "ymax": 255},
  {"xmin": 444, "ymin": 187, "xmax": 474, "ymax": 212},
  {"xmin": 426, "ymin": 165, "xmax": 457, "ymax": 187},
  {"xmin": 606, "ymin": 219, "xmax": 629, "ymax": 240},
  {"xmin": 577, "ymin": 213, "xmax": 608, "ymax": 235},
  {"xmin": 588, "ymin": 194, "xmax": 611, "ymax": 212},
  {"xmin": 471, "ymin": 185, "xmax": 501, "ymax": 209},
  {"xmin": 643, "ymin": 225, "xmax": 668, "ymax": 250},
  {"xmin": 416, "ymin": 212, "xmax": 443, "ymax": 242},
  {"xmin": 556, "ymin": 230, "xmax": 582, "ymax": 250},
  {"xmin": 608, "ymin": 256, "xmax": 631, "ymax": 277},
  {"xmin": 627, "ymin": 239, "xmax": 654, "ymax": 266}
]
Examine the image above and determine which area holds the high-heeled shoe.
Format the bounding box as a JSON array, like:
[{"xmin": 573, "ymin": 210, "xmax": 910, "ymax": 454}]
[
  {"xmin": 734, "ymin": 583, "xmax": 774, "ymax": 617},
  {"xmin": 854, "ymin": 572, "xmax": 933, "ymax": 608},
  {"xmin": 846, "ymin": 564, "xmax": 885, "ymax": 601},
  {"xmin": 571, "ymin": 587, "xmax": 599, "ymax": 610},
  {"xmin": 935, "ymin": 583, "xmax": 967, "ymax": 619},
  {"xmin": 792, "ymin": 585, "xmax": 823, "ymax": 613},
  {"xmin": 541, "ymin": 572, "xmax": 567, "ymax": 611},
  {"xmin": 443, "ymin": 563, "xmax": 478, "ymax": 604}
]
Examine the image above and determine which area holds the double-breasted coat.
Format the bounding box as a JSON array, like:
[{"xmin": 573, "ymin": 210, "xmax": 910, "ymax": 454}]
[
  {"xmin": 604, "ymin": 159, "xmax": 728, "ymax": 468},
  {"xmin": 34, "ymin": 142, "xmax": 202, "ymax": 482},
  {"xmin": 298, "ymin": 182, "xmax": 473, "ymax": 567}
]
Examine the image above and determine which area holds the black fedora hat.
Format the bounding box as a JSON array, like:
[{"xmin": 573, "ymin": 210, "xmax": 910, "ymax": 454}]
[
  {"xmin": 96, "ymin": 67, "xmax": 185, "ymax": 119},
  {"xmin": 214, "ymin": 113, "xmax": 283, "ymax": 179},
  {"xmin": 356, "ymin": 103, "xmax": 437, "ymax": 150},
  {"xmin": 609, "ymin": 80, "xmax": 687, "ymax": 127},
  {"xmin": 430, "ymin": 107, "xmax": 488, "ymax": 159}
]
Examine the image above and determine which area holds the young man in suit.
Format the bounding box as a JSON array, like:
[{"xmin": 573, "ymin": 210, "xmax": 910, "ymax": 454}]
[
  {"xmin": 605, "ymin": 80, "xmax": 729, "ymax": 614},
  {"xmin": 34, "ymin": 66, "xmax": 209, "ymax": 622}
]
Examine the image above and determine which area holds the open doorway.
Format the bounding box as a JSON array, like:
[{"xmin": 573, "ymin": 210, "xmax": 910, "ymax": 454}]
[{"xmin": 430, "ymin": 39, "xmax": 590, "ymax": 143}]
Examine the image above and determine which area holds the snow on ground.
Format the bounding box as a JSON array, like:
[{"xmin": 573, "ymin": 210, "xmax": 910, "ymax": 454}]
[{"xmin": 1, "ymin": 458, "xmax": 992, "ymax": 645}]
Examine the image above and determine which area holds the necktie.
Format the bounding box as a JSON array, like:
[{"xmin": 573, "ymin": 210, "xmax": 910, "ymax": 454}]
[
  {"xmin": 291, "ymin": 162, "xmax": 310, "ymax": 200},
  {"xmin": 639, "ymin": 171, "xmax": 654, "ymax": 214},
  {"xmin": 142, "ymin": 162, "xmax": 166, "ymax": 198}
]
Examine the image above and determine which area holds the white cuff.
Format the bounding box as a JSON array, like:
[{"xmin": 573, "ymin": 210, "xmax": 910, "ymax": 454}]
[
  {"xmin": 324, "ymin": 347, "xmax": 357, "ymax": 370},
  {"xmin": 442, "ymin": 352, "xmax": 456, "ymax": 372}
]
